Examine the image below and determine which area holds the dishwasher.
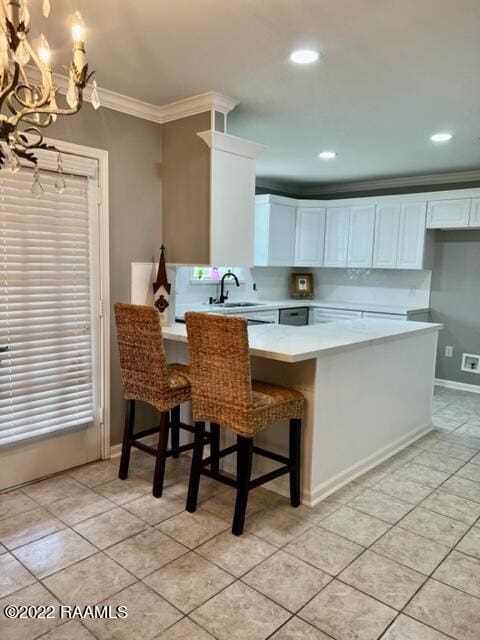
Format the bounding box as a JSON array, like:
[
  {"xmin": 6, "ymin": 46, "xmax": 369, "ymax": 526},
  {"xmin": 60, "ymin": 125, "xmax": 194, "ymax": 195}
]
[{"xmin": 278, "ymin": 307, "xmax": 309, "ymax": 326}]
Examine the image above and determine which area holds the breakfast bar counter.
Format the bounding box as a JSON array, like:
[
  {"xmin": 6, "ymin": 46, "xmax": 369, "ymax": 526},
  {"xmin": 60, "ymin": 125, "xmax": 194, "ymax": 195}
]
[{"xmin": 163, "ymin": 319, "xmax": 442, "ymax": 505}]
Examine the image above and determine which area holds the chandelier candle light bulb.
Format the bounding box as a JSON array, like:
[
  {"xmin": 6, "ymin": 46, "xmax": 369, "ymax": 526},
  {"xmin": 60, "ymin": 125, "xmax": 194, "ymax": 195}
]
[{"xmin": 71, "ymin": 11, "xmax": 86, "ymax": 70}]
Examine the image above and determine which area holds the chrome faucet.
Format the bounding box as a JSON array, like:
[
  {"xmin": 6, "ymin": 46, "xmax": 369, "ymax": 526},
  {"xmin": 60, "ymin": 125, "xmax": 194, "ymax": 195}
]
[{"xmin": 218, "ymin": 271, "xmax": 239, "ymax": 303}]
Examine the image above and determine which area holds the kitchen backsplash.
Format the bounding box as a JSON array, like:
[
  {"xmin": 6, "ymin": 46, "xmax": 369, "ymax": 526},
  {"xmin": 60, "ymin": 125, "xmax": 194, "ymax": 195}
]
[
  {"xmin": 131, "ymin": 263, "xmax": 431, "ymax": 310},
  {"xmin": 175, "ymin": 266, "xmax": 432, "ymax": 308}
]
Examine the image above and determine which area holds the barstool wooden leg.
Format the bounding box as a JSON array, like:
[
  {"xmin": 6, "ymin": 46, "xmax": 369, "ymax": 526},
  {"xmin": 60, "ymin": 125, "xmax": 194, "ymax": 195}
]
[
  {"xmin": 170, "ymin": 406, "xmax": 180, "ymax": 458},
  {"xmin": 153, "ymin": 411, "xmax": 170, "ymax": 498},
  {"xmin": 289, "ymin": 418, "xmax": 302, "ymax": 507},
  {"xmin": 119, "ymin": 399, "xmax": 135, "ymax": 480},
  {"xmin": 187, "ymin": 422, "xmax": 206, "ymax": 512},
  {"xmin": 232, "ymin": 436, "xmax": 254, "ymax": 535},
  {"xmin": 210, "ymin": 423, "xmax": 220, "ymax": 473}
]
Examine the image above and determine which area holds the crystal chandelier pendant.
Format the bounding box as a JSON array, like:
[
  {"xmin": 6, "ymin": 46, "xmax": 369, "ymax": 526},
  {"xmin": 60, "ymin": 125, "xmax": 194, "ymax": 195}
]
[
  {"xmin": 91, "ymin": 80, "xmax": 100, "ymax": 110},
  {"xmin": 43, "ymin": 0, "xmax": 51, "ymax": 18},
  {"xmin": 54, "ymin": 174, "xmax": 66, "ymax": 193},
  {"xmin": 66, "ymin": 78, "xmax": 78, "ymax": 109},
  {"xmin": 31, "ymin": 167, "xmax": 44, "ymax": 198},
  {"xmin": 14, "ymin": 40, "xmax": 30, "ymax": 65},
  {"xmin": 54, "ymin": 153, "xmax": 65, "ymax": 193},
  {"xmin": 9, "ymin": 153, "xmax": 21, "ymax": 173}
]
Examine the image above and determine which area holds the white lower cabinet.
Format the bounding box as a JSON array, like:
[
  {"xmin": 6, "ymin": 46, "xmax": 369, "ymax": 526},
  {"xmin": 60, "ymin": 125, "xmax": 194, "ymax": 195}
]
[
  {"xmin": 238, "ymin": 310, "xmax": 279, "ymax": 323},
  {"xmin": 311, "ymin": 308, "xmax": 363, "ymax": 323},
  {"xmin": 470, "ymin": 199, "xmax": 480, "ymax": 228},
  {"xmin": 294, "ymin": 207, "xmax": 326, "ymax": 266},
  {"xmin": 254, "ymin": 310, "xmax": 279, "ymax": 323},
  {"xmin": 324, "ymin": 207, "xmax": 350, "ymax": 267},
  {"xmin": 397, "ymin": 202, "xmax": 427, "ymax": 269},
  {"xmin": 427, "ymin": 199, "xmax": 471, "ymax": 229},
  {"xmin": 347, "ymin": 205, "xmax": 376, "ymax": 267},
  {"xmin": 372, "ymin": 204, "xmax": 401, "ymax": 269}
]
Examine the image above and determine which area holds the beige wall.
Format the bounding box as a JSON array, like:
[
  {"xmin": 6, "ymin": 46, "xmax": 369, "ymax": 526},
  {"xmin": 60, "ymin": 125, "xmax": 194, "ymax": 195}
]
[{"xmin": 49, "ymin": 106, "xmax": 162, "ymax": 444}]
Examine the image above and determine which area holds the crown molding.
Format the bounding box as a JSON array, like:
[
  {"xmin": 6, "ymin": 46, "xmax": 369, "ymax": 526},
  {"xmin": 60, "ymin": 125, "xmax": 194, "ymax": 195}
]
[
  {"xmin": 26, "ymin": 67, "xmax": 239, "ymax": 124},
  {"xmin": 157, "ymin": 92, "xmax": 239, "ymax": 124},
  {"xmin": 297, "ymin": 169, "xmax": 480, "ymax": 197}
]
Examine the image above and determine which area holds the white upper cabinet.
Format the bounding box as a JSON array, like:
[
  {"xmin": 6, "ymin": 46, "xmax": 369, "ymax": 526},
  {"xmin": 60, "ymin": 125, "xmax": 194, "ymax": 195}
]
[
  {"xmin": 397, "ymin": 202, "xmax": 427, "ymax": 269},
  {"xmin": 294, "ymin": 207, "xmax": 326, "ymax": 266},
  {"xmin": 324, "ymin": 207, "xmax": 350, "ymax": 267},
  {"xmin": 470, "ymin": 199, "xmax": 480, "ymax": 228},
  {"xmin": 347, "ymin": 205, "xmax": 376, "ymax": 267},
  {"xmin": 254, "ymin": 199, "xmax": 296, "ymax": 266},
  {"xmin": 426, "ymin": 198, "xmax": 471, "ymax": 229},
  {"xmin": 372, "ymin": 203, "xmax": 401, "ymax": 269}
]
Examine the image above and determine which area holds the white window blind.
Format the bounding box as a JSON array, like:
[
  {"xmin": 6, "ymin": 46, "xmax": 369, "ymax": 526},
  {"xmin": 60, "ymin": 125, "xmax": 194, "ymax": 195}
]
[{"xmin": 0, "ymin": 166, "xmax": 95, "ymax": 445}]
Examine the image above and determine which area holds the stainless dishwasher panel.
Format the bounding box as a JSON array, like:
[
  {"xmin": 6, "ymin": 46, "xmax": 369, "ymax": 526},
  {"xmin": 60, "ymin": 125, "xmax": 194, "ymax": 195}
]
[{"xmin": 279, "ymin": 307, "xmax": 309, "ymax": 326}]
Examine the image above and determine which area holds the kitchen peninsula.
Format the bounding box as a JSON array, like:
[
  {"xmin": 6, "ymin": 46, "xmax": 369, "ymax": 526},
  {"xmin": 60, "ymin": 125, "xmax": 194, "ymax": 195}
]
[{"xmin": 163, "ymin": 318, "xmax": 442, "ymax": 505}]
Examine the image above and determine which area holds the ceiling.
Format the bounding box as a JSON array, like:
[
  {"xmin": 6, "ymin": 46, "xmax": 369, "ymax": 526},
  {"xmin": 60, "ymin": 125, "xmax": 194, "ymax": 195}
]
[{"xmin": 32, "ymin": 0, "xmax": 480, "ymax": 191}]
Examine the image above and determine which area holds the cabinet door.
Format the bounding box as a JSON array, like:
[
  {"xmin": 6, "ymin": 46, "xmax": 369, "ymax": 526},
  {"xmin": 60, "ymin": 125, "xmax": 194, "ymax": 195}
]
[
  {"xmin": 324, "ymin": 207, "xmax": 350, "ymax": 267},
  {"xmin": 268, "ymin": 204, "xmax": 296, "ymax": 265},
  {"xmin": 470, "ymin": 199, "xmax": 480, "ymax": 228},
  {"xmin": 426, "ymin": 199, "xmax": 471, "ymax": 229},
  {"xmin": 347, "ymin": 205, "xmax": 376, "ymax": 267},
  {"xmin": 397, "ymin": 202, "xmax": 427, "ymax": 269},
  {"xmin": 294, "ymin": 207, "xmax": 326, "ymax": 266},
  {"xmin": 372, "ymin": 204, "xmax": 401, "ymax": 269},
  {"xmin": 312, "ymin": 308, "xmax": 363, "ymax": 323},
  {"xmin": 254, "ymin": 310, "xmax": 279, "ymax": 324}
]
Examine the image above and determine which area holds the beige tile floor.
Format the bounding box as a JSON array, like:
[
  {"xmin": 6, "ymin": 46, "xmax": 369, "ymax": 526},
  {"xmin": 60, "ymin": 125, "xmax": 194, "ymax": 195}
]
[{"xmin": 1, "ymin": 386, "xmax": 480, "ymax": 640}]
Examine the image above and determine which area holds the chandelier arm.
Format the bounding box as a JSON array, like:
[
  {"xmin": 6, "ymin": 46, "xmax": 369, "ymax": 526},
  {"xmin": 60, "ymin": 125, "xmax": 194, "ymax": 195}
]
[
  {"xmin": 11, "ymin": 93, "xmax": 84, "ymax": 131},
  {"xmin": 9, "ymin": 82, "xmax": 51, "ymax": 110},
  {"xmin": 0, "ymin": 60, "xmax": 19, "ymax": 112}
]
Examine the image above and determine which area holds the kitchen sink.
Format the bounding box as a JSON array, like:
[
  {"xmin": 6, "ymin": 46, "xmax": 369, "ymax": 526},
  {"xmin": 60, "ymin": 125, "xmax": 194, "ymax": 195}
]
[{"xmin": 213, "ymin": 301, "xmax": 263, "ymax": 308}]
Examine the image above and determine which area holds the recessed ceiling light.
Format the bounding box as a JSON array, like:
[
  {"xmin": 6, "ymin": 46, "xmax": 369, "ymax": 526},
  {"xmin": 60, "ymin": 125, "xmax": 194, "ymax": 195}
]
[
  {"xmin": 289, "ymin": 49, "xmax": 320, "ymax": 64},
  {"xmin": 318, "ymin": 151, "xmax": 336, "ymax": 159},
  {"xmin": 431, "ymin": 132, "xmax": 453, "ymax": 143}
]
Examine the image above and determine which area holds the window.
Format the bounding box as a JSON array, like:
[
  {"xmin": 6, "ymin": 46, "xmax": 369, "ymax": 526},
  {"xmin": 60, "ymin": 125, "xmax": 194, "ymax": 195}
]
[
  {"xmin": 0, "ymin": 159, "xmax": 99, "ymax": 446},
  {"xmin": 190, "ymin": 267, "xmax": 245, "ymax": 283}
]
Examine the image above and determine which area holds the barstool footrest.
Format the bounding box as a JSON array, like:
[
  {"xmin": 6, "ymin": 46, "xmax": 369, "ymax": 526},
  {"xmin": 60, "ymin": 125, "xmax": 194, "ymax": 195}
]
[
  {"xmin": 252, "ymin": 445, "xmax": 289, "ymax": 465},
  {"xmin": 201, "ymin": 468, "xmax": 237, "ymax": 488},
  {"xmin": 198, "ymin": 442, "xmax": 293, "ymax": 491},
  {"xmin": 249, "ymin": 466, "xmax": 291, "ymax": 489}
]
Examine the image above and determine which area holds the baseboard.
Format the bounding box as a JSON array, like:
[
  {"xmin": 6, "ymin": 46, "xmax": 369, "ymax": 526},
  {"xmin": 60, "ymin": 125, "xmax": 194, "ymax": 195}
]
[
  {"xmin": 109, "ymin": 444, "xmax": 122, "ymax": 458},
  {"xmin": 435, "ymin": 378, "xmax": 480, "ymax": 394},
  {"xmin": 306, "ymin": 421, "xmax": 433, "ymax": 507}
]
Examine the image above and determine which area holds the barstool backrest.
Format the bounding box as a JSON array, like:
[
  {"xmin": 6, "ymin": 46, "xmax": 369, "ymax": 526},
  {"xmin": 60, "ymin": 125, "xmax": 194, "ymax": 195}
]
[
  {"xmin": 185, "ymin": 312, "xmax": 254, "ymax": 435},
  {"xmin": 114, "ymin": 303, "xmax": 170, "ymax": 409}
]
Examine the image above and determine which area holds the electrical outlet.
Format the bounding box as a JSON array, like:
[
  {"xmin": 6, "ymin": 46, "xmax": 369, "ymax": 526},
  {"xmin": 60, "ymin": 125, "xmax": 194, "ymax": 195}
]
[
  {"xmin": 409, "ymin": 286, "xmax": 416, "ymax": 297},
  {"xmin": 445, "ymin": 345, "xmax": 453, "ymax": 358},
  {"xmin": 461, "ymin": 353, "xmax": 480, "ymax": 374}
]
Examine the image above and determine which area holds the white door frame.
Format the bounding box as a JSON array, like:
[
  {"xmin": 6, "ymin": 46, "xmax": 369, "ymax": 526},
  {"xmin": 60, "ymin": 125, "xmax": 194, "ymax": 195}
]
[{"xmin": 44, "ymin": 136, "xmax": 111, "ymax": 460}]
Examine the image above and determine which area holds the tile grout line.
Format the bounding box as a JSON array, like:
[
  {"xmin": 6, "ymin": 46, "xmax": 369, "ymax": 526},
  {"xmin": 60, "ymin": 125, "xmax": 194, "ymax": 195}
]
[{"xmin": 2, "ymin": 388, "xmax": 480, "ymax": 640}]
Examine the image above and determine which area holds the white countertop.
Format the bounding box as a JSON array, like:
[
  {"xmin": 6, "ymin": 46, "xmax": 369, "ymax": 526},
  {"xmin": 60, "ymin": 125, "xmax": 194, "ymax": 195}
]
[
  {"xmin": 175, "ymin": 299, "xmax": 430, "ymax": 319},
  {"xmin": 163, "ymin": 318, "xmax": 442, "ymax": 363}
]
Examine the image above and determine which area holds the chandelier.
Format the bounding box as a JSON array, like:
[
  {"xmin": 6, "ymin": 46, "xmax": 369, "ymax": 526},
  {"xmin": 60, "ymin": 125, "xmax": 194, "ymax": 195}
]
[{"xmin": 0, "ymin": 0, "xmax": 99, "ymax": 174}]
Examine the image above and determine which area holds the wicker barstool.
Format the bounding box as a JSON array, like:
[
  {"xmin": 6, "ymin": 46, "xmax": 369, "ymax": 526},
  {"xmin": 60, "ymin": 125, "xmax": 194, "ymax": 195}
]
[
  {"xmin": 184, "ymin": 311, "xmax": 305, "ymax": 535},
  {"xmin": 114, "ymin": 303, "xmax": 217, "ymax": 498}
]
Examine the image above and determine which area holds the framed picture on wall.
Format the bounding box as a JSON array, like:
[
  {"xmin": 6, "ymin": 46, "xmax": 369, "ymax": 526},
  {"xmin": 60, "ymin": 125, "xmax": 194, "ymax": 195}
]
[{"xmin": 291, "ymin": 273, "xmax": 314, "ymax": 298}]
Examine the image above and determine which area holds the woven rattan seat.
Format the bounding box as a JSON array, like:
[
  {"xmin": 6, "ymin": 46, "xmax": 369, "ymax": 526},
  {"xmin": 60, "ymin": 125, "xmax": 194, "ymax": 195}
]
[
  {"xmin": 115, "ymin": 304, "xmax": 191, "ymax": 413},
  {"xmin": 184, "ymin": 311, "xmax": 305, "ymax": 535},
  {"xmin": 114, "ymin": 303, "xmax": 216, "ymax": 498}
]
